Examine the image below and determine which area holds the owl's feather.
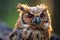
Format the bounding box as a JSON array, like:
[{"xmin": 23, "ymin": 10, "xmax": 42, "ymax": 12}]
[{"xmin": 9, "ymin": 3, "xmax": 53, "ymax": 40}]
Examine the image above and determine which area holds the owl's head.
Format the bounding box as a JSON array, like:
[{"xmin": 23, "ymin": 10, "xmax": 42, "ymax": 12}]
[{"xmin": 16, "ymin": 3, "xmax": 52, "ymax": 32}]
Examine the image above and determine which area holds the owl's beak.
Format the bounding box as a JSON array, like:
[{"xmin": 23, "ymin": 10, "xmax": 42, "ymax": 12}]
[{"xmin": 32, "ymin": 16, "xmax": 41, "ymax": 25}]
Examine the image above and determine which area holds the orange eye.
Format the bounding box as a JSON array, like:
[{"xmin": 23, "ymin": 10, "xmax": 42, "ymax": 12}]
[
  {"xmin": 40, "ymin": 13, "xmax": 45, "ymax": 19},
  {"xmin": 27, "ymin": 12, "xmax": 34, "ymax": 18}
]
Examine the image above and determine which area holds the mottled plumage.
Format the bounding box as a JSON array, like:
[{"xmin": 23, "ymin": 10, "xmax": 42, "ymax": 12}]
[{"xmin": 9, "ymin": 3, "xmax": 53, "ymax": 40}]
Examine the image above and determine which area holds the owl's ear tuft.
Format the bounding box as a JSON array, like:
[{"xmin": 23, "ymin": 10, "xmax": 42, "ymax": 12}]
[
  {"xmin": 39, "ymin": 3, "xmax": 47, "ymax": 11},
  {"xmin": 17, "ymin": 3, "xmax": 29, "ymax": 12}
]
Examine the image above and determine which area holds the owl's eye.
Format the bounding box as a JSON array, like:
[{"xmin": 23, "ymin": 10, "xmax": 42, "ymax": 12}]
[
  {"xmin": 40, "ymin": 12, "xmax": 45, "ymax": 19},
  {"xmin": 27, "ymin": 12, "xmax": 34, "ymax": 18}
]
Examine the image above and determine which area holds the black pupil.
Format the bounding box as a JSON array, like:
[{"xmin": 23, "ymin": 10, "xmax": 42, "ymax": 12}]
[
  {"xmin": 28, "ymin": 13, "xmax": 34, "ymax": 18},
  {"xmin": 40, "ymin": 13, "xmax": 45, "ymax": 18}
]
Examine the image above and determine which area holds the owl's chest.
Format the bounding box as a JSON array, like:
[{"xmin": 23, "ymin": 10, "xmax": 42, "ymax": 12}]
[{"xmin": 18, "ymin": 28, "xmax": 50, "ymax": 40}]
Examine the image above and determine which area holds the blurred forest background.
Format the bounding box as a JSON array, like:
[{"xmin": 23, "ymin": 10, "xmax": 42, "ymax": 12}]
[{"xmin": 0, "ymin": 0, "xmax": 60, "ymax": 35}]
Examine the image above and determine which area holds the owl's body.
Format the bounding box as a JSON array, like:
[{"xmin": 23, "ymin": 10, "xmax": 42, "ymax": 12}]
[{"xmin": 9, "ymin": 3, "xmax": 52, "ymax": 40}]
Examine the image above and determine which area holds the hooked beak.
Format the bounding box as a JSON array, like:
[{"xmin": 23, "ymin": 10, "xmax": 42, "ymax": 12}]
[{"xmin": 32, "ymin": 16, "xmax": 41, "ymax": 25}]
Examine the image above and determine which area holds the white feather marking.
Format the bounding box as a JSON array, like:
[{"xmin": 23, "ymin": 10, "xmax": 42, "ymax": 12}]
[
  {"xmin": 22, "ymin": 24, "xmax": 29, "ymax": 27},
  {"xmin": 43, "ymin": 23, "xmax": 49, "ymax": 29}
]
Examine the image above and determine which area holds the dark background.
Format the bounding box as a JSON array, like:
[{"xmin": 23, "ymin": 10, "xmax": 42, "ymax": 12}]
[
  {"xmin": 0, "ymin": 0, "xmax": 60, "ymax": 35},
  {"xmin": 52, "ymin": 0, "xmax": 60, "ymax": 35}
]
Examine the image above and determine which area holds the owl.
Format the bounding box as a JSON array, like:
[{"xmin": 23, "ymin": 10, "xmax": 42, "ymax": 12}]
[{"xmin": 9, "ymin": 3, "xmax": 52, "ymax": 40}]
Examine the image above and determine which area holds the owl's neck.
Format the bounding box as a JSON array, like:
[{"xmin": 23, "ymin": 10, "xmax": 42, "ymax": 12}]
[{"xmin": 21, "ymin": 28, "xmax": 51, "ymax": 40}]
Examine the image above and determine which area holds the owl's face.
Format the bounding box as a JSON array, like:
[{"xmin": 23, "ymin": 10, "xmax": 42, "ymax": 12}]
[{"xmin": 17, "ymin": 3, "xmax": 51, "ymax": 30}]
